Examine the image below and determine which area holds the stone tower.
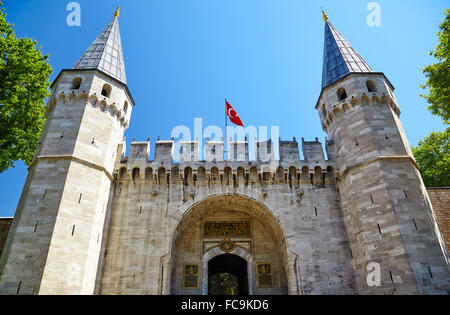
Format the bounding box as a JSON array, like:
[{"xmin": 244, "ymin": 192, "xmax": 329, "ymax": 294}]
[
  {"xmin": 0, "ymin": 8, "xmax": 134, "ymax": 294},
  {"xmin": 316, "ymin": 16, "xmax": 450, "ymax": 294}
]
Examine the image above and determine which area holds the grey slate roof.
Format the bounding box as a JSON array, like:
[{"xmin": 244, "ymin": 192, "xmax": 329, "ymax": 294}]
[
  {"xmin": 322, "ymin": 21, "xmax": 373, "ymax": 89},
  {"xmin": 73, "ymin": 16, "xmax": 127, "ymax": 85}
]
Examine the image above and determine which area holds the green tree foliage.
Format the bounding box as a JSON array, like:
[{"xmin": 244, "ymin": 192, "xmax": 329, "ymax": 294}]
[
  {"xmin": 421, "ymin": 9, "xmax": 450, "ymax": 124},
  {"xmin": 412, "ymin": 129, "xmax": 450, "ymax": 187},
  {"xmin": 0, "ymin": 2, "xmax": 52, "ymax": 173}
]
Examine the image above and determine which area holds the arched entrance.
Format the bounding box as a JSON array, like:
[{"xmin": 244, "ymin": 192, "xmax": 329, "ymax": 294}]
[
  {"xmin": 169, "ymin": 194, "xmax": 289, "ymax": 295},
  {"xmin": 208, "ymin": 254, "xmax": 248, "ymax": 295}
]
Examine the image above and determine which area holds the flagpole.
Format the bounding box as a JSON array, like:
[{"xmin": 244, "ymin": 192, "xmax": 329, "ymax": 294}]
[{"xmin": 225, "ymin": 98, "xmax": 228, "ymax": 161}]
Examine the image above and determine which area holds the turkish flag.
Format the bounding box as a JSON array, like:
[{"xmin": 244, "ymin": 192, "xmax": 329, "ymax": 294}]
[{"xmin": 226, "ymin": 100, "xmax": 244, "ymax": 127}]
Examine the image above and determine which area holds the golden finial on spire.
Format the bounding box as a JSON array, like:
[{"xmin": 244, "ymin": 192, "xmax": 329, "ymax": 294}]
[
  {"xmin": 321, "ymin": 7, "xmax": 329, "ymax": 22},
  {"xmin": 114, "ymin": 6, "xmax": 120, "ymax": 18}
]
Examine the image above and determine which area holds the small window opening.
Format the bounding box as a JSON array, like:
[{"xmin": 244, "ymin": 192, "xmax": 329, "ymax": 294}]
[
  {"xmin": 72, "ymin": 77, "xmax": 82, "ymax": 90},
  {"xmin": 366, "ymin": 80, "xmax": 377, "ymax": 93},
  {"xmin": 337, "ymin": 87, "xmax": 347, "ymax": 101},
  {"xmin": 101, "ymin": 84, "xmax": 112, "ymax": 97}
]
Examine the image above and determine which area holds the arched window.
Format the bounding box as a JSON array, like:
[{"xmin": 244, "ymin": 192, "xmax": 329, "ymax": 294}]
[
  {"xmin": 337, "ymin": 87, "xmax": 347, "ymax": 101},
  {"xmin": 132, "ymin": 168, "xmax": 140, "ymax": 181},
  {"xmin": 123, "ymin": 101, "xmax": 128, "ymax": 114},
  {"xmin": 72, "ymin": 77, "xmax": 82, "ymax": 90},
  {"xmin": 158, "ymin": 167, "xmax": 166, "ymax": 181},
  {"xmin": 224, "ymin": 167, "xmax": 232, "ymax": 184},
  {"xmin": 184, "ymin": 167, "xmax": 193, "ymax": 185},
  {"xmin": 366, "ymin": 80, "xmax": 377, "ymax": 92},
  {"xmin": 119, "ymin": 167, "xmax": 127, "ymax": 179},
  {"xmin": 101, "ymin": 84, "xmax": 112, "ymax": 98}
]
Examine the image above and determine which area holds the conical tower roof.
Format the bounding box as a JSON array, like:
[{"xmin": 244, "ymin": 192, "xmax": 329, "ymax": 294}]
[
  {"xmin": 322, "ymin": 20, "xmax": 373, "ymax": 88},
  {"xmin": 73, "ymin": 8, "xmax": 127, "ymax": 84}
]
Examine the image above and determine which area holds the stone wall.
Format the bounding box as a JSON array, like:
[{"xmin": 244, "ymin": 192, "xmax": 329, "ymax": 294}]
[
  {"xmin": 427, "ymin": 188, "xmax": 450, "ymax": 250},
  {"xmin": 98, "ymin": 139, "xmax": 357, "ymax": 295},
  {"xmin": 0, "ymin": 219, "xmax": 13, "ymax": 258}
]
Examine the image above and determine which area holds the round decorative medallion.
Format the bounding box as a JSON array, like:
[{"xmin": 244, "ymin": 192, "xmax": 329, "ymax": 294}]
[{"xmin": 219, "ymin": 238, "xmax": 236, "ymax": 253}]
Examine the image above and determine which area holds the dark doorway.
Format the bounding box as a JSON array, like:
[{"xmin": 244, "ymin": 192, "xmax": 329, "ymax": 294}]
[{"xmin": 208, "ymin": 254, "xmax": 248, "ymax": 295}]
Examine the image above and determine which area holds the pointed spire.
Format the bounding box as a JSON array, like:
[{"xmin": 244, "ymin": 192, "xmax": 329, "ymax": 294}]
[
  {"xmin": 73, "ymin": 8, "xmax": 127, "ymax": 84},
  {"xmin": 321, "ymin": 20, "xmax": 373, "ymax": 89}
]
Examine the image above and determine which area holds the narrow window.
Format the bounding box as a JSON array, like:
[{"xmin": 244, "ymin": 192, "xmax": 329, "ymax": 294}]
[
  {"xmin": 71, "ymin": 225, "xmax": 76, "ymax": 236},
  {"xmin": 314, "ymin": 206, "xmax": 318, "ymax": 216},
  {"xmin": 403, "ymin": 190, "xmax": 408, "ymax": 199},
  {"xmin": 428, "ymin": 266, "xmax": 433, "ymax": 279},
  {"xmin": 366, "ymin": 80, "xmax": 377, "ymax": 93},
  {"xmin": 17, "ymin": 281, "xmax": 22, "ymax": 295},
  {"xmin": 123, "ymin": 101, "xmax": 128, "ymax": 114},
  {"xmin": 350, "ymin": 248, "xmax": 353, "ymax": 258},
  {"xmin": 377, "ymin": 223, "xmax": 382, "ymax": 234},
  {"xmin": 72, "ymin": 77, "xmax": 82, "ymax": 90},
  {"xmin": 34, "ymin": 221, "xmax": 39, "ymax": 233},
  {"xmin": 78, "ymin": 193, "xmax": 82, "ymax": 203},
  {"xmin": 139, "ymin": 206, "xmax": 142, "ymax": 214},
  {"xmin": 211, "ymin": 145, "xmax": 216, "ymax": 155},
  {"xmin": 337, "ymin": 87, "xmax": 347, "ymax": 101},
  {"xmin": 389, "ymin": 271, "xmax": 394, "ymax": 282},
  {"xmin": 370, "ymin": 194, "xmax": 374, "ymax": 204},
  {"xmin": 43, "ymin": 189, "xmax": 47, "ymax": 200},
  {"xmin": 413, "ymin": 219, "xmax": 418, "ymax": 230}
]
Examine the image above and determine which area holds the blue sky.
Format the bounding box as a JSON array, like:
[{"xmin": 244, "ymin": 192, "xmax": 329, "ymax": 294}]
[{"xmin": 0, "ymin": 0, "xmax": 448, "ymax": 217}]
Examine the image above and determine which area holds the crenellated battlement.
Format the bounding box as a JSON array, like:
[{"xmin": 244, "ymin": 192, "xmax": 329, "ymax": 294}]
[
  {"xmin": 114, "ymin": 137, "xmax": 338, "ymax": 186},
  {"xmin": 316, "ymin": 74, "xmax": 401, "ymax": 133}
]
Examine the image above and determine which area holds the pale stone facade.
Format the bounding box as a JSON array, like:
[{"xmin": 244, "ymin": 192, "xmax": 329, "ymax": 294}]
[{"xmin": 0, "ymin": 13, "xmax": 449, "ymax": 295}]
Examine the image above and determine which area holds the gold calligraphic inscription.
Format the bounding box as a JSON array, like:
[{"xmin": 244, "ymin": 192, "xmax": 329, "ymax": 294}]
[
  {"xmin": 256, "ymin": 263, "xmax": 273, "ymax": 287},
  {"xmin": 203, "ymin": 221, "xmax": 251, "ymax": 237},
  {"xmin": 183, "ymin": 264, "xmax": 199, "ymax": 289}
]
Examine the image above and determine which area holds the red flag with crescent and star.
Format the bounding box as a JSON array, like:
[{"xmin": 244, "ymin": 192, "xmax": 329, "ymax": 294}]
[{"xmin": 226, "ymin": 100, "xmax": 244, "ymax": 127}]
